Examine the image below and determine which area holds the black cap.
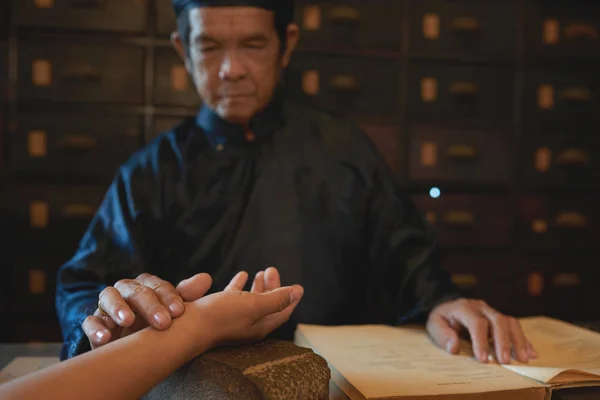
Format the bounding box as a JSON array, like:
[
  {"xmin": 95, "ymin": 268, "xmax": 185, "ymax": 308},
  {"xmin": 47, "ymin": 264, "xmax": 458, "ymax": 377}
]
[{"xmin": 172, "ymin": 0, "xmax": 294, "ymax": 23}]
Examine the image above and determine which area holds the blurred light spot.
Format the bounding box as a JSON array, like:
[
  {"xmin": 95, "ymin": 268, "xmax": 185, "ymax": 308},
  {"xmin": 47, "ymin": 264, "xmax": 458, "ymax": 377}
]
[{"xmin": 429, "ymin": 187, "xmax": 441, "ymax": 199}]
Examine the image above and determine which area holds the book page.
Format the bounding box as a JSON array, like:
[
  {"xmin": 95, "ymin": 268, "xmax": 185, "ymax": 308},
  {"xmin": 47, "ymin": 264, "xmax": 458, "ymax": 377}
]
[
  {"xmin": 502, "ymin": 317, "xmax": 600, "ymax": 384},
  {"xmin": 295, "ymin": 324, "xmax": 543, "ymax": 399}
]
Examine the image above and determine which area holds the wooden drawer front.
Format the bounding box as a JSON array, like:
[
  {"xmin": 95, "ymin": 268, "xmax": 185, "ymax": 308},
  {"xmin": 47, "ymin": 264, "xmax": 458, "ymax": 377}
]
[
  {"xmin": 0, "ymin": 41, "xmax": 6, "ymax": 100},
  {"xmin": 294, "ymin": 0, "xmax": 402, "ymax": 51},
  {"xmin": 410, "ymin": 0, "xmax": 517, "ymax": 61},
  {"xmin": 522, "ymin": 132, "xmax": 600, "ymax": 189},
  {"xmin": 11, "ymin": 113, "xmax": 142, "ymax": 182},
  {"xmin": 156, "ymin": 0, "xmax": 177, "ymax": 36},
  {"xmin": 525, "ymin": 3, "xmax": 600, "ymax": 59},
  {"xmin": 413, "ymin": 195, "xmax": 512, "ymax": 247},
  {"xmin": 518, "ymin": 196, "xmax": 600, "ymax": 250},
  {"xmin": 7, "ymin": 185, "xmax": 105, "ymax": 254},
  {"xmin": 519, "ymin": 256, "xmax": 600, "ymax": 321},
  {"xmin": 11, "ymin": 255, "xmax": 64, "ymax": 316},
  {"xmin": 15, "ymin": 0, "xmax": 146, "ymax": 33},
  {"xmin": 524, "ymin": 69, "xmax": 600, "ymax": 127},
  {"xmin": 11, "ymin": 319, "xmax": 63, "ymax": 343},
  {"xmin": 18, "ymin": 42, "xmax": 144, "ymax": 104},
  {"xmin": 360, "ymin": 124, "xmax": 401, "ymax": 175},
  {"xmin": 288, "ymin": 54, "xmax": 401, "ymax": 118},
  {"xmin": 408, "ymin": 64, "xmax": 514, "ymax": 123},
  {"xmin": 409, "ymin": 126, "xmax": 511, "ymax": 185},
  {"xmin": 154, "ymin": 47, "xmax": 200, "ymax": 106}
]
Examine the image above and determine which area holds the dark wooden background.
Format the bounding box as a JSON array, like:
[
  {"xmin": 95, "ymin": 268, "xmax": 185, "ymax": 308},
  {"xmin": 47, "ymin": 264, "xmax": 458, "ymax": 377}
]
[{"xmin": 0, "ymin": 0, "xmax": 599, "ymax": 343}]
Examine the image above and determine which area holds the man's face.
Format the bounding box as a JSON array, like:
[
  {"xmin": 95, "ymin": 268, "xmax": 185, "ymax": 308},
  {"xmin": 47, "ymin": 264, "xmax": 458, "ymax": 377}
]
[{"xmin": 173, "ymin": 7, "xmax": 298, "ymax": 124}]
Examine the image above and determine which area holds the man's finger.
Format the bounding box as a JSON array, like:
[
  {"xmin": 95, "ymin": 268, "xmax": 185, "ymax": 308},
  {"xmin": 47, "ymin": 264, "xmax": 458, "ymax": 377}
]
[
  {"xmin": 479, "ymin": 304, "xmax": 512, "ymax": 364},
  {"xmin": 526, "ymin": 340, "xmax": 539, "ymax": 359},
  {"xmin": 98, "ymin": 286, "xmax": 135, "ymax": 328},
  {"xmin": 254, "ymin": 285, "xmax": 304, "ymax": 336},
  {"xmin": 176, "ymin": 273, "xmax": 212, "ymax": 302},
  {"xmin": 452, "ymin": 302, "xmax": 490, "ymax": 363},
  {"xmin": 264, "ymin": 267, "xmax": 281, "ymax": 292},
  {"xmin": 426, "ymin": 313, "xmax": 460, "ymax": 354},
  {"xmin": 251, "ymin": 271, "xmax": 265, "ymax": 293},
  {"xmin": 115, "ymin": 280, "xmax": 172, "ymax": 330},
  {"xmin": 82, "ymin": 315, "xmax": 112, "ymax": 348},
  {"xmin": 137, "ymin": 273, "xmax": 184, "ymax": 318},
  {"xmin": 508, "ymin": 317, "xmax": 531, "ymax": 363},
  {"xmin": 225, "ymin": 271, "xmax": 249, "ymax": 292}
]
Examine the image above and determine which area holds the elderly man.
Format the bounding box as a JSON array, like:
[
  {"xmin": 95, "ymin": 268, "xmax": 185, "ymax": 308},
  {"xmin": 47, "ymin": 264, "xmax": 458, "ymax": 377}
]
[{"xmin": 56, "ymin": 0, "xmax": 537, "ymax": 365}]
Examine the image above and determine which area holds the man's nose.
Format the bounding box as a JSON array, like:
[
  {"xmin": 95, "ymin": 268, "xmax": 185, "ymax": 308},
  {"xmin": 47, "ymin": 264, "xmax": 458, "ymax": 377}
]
[{"xmin": 219, "ymin": 51, "xmax": 246, "ymax": 82}]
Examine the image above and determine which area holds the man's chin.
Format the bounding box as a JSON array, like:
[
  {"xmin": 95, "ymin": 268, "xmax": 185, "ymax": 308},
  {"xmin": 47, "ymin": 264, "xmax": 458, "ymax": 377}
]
[{"xmin": 216, "ymin": 106, "xmax": 255, "ymax": 125}]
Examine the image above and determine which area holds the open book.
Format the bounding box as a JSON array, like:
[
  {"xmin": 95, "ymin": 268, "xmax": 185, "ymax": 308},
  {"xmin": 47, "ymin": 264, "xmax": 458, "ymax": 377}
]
[{"xmin": 294, "ymin": 316, "xmax": 600, "ymax": 400}]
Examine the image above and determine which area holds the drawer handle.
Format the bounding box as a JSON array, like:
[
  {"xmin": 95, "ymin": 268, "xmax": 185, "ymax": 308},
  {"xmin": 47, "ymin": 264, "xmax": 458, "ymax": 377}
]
[
  {"xmin": 329, "ymin": 75, "xmax": 359, "ymax": 92},
  {"xmin": 302, "ymin": 5, "xmax": 322, "ymax": 31},
  {"xmin": 534, "ymin": 147, "xmax": 552, "ymax": 172},
  {"xmin": 57, "ymin": 135, "xmax": 98, "ymax": 152},
  {"xmin": 443, "ymin": 211, "xmax": 475, "ymax": 227},
  {"xmin": 30, "ymin": 201, "xmax": 49, "ymax": 229},
  {"xmin": 61, "ymin": 204, "xmax": 96, "ymax": 217},
  {"xmin": 449, "ymin": 81, "xmax": 478, "ymax": 96},
  {"xmin": 531, "ymin": 219, "xmax": 549, "ymax": 234},
  {"xmin": 447, "ymin": 144, "xmax": 477, "ymax": 160},
  {"xmin": 29, "ymin": 270, "xmax": 47, "ymax": 295},
  {"xmin": 560, "ymin": 86, "xmax": 592, "ymax": 102},
  {"xmin": 327, "ymin": 6, "xmax": 360, "ymax": 23},
  {"xmin": 564, "ymin": 23, "xmax": 599, "ymax": 40},
  {"xmin": 61, "ymin": 65, "xmax": 103, "ymax": 83},
  {"xmin": 553, "ymin": 211, "xmax": 588, "ymax": 229},
  {"xmin": 452, "ymin": 273, "xmax": 478, "ymax": 289},
  {"xmin": 528, "ymin": 272, "xmax": 544, "ymax": 297},
  {"xmin": 556, "ymin": 148, "xmax": 590, "ymax": 166},
  {"xmin": 552, "ymin": 273, "xmax": 581, "ymax": 287},
  {"xmin": 67, "ymin": 0, "xmax": 104, "ymax": 8},
  {"xmin": 451, "ymin": 17, "xmax": 480, "ymax": 32}
]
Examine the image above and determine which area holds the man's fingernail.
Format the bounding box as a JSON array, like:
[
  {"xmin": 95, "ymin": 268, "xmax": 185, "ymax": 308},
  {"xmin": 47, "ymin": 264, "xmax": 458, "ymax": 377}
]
[
  {"xmin": 503, "ymin": 351, "xmax": 511, "ymax": 363},
  {"xmin": 480, "ymin": 352, "xmax": 488, "ymax": 363},
  {"xmin": 118, "ymin": 310, "xmax": 127, "ymax": 322},
  {"xmin": 169, "ymin": 302, "xmax": 183, "ymax": 314},
  {"xmin": 154, "ymin": 312, "xmax": 170, "ymax": 325},
  {"xmin": 96, "ymin": 330, "xmax": 107, "ymax": 341},
  {"xmin": 446, "ymin": 341, "xmax": 454, "ymax": 353},
  {"xmin": 290, "ymin": 287, "xmax": 303, "ymax": 303}
]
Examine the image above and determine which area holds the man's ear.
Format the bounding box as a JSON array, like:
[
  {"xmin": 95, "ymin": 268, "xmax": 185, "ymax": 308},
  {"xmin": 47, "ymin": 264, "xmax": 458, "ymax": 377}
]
[
  {"xmin": 280, "ymin": 23, "xmax": 300, "ymax": 68},
  {"xmin": 171, "ymin": 31, "xmax": 192, "ymax": 73}
]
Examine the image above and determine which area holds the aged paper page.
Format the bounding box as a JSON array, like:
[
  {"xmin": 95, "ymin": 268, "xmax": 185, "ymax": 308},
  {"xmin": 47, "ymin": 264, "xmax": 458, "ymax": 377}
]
[
  {"xmin": 502, "ymin": 317, "xmax": 600, "ymax": 384},
  {"xmin": 295, "ymin": 324, "xmax": 543, "ymax": 399}
]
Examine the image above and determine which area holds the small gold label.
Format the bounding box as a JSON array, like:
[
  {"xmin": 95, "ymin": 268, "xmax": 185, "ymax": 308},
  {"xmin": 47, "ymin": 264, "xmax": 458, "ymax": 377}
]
[
  {"xmin": 34, "ymin": 0, "xmax": 54, "ymax": 9},
  {"xmin": 421, "ymin": 77, "xmax": 438, "ymax": 102},
  {"xmin": 528, "ymin": 272, "xmax": 544, "ymax": 297},
  {"xmin": 32, "ymin": 59, "xmax": 52, "ymax": 87},
  {"xmin": 538, "ymin": 84, "xmax": 555, "ymax": 110},
  {"xmin": 302, "ymin": 70, "xmax": 320, "ymax": 96},
  {"xmin": 29, "ymin": 270, "xmax": 47, "ymax": 295},
  {"xmin": 532, "ymin": 219, "xmax": 549, "ymax": 234},
  {"xmin": 303, "ymin": 5, "xmax": 321, "ymax": 31},
  {"xmin": 170, "ymin": 65, "xmax": 188, "ymax": 91},
  {"xmin": 423, "ymin": 13, "xmax": 440, "ymax": 40},
  {"xmin": 30, "ymin": 201, "xmax": 49, "ymax": 228},
  {"xmin": 28, "ymin": 130, "xmax": 47, "ymax": 158},
  {"xmin": 543, "ymin": 19, "xmax": 560, "ymax": 45},
  {"xmin": 420, "ymin": 142, "xmax": 437, "ymax": 167},
  {"xmin": 534, "ymin": 147, "xmax": 552, "ymax": 172}
]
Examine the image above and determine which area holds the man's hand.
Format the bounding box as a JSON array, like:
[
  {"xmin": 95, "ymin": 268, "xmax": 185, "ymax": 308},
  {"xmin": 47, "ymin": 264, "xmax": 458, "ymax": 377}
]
[
  {"xmin": 82, "ymin": 268, "xmax": 282, "ymax": 350},
  {"xmin": 426, "ymin": 298, "xmax": 538, "ymax": 364}
]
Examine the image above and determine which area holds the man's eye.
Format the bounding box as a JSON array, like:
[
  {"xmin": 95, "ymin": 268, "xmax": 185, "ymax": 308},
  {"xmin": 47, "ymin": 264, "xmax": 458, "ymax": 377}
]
[
  {"xmin": 245, "ymin": 42, "xmax": 265, "ymax": 49},
  {"xmin": 201, "ymin": 46, "xmax": 217, "ymax": 53}
]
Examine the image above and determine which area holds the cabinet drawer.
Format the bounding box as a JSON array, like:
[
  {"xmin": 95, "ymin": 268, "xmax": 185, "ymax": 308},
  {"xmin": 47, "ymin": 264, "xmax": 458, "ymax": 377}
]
[
  {"xmin": 11, "ymin": 319, "xmax": 63, "ymax": 343},
  {"xmin": 522, "ymin": 132, "xmax": 600, "ymax": 189},
  {"xmin": 295, "ymin": 0, "xmax": 402, "ymax": 51},
  {"xmin": 413, "ymin": 195, "xmax": 512, "ymax": 247},
  {"xmin": 6, "ymin": 185, "xmax": 106, "ymax": 254},
  {"xmin": 18, "ymin": 42, "xmax": 144, "ymax": 104},
  {"xmin": 0, "ymin": 40, "xmax": 7, "ymax": 100},
  {"xmin": 15, "ymin": 0, "xmax": 146, "ymax": 33},
  {"xmin": 518, "ymin": 196, "xmax": 600, "ymax": 250},
  {"xmin": 150, "ymin": 116, "xmax": 189, "ymax": 144},
  {"xmin": 157, "ymin": 0, "xmax": 177, "ymax": 36},
  {"xmin": 441, "ymin": 252, "xmax": 520, "ymax": 315},
  {"xmin": 524, "ymin": 68, "xmax": 600, "ymax": 128},
  {"xmin": 525, "ymin": 3, "xmax": 600, "ymax": 59},
  {"xmin": 361, "ymin": 124, "xmax": 401, "ymax": 175},
  {"xmin": 10, "ymin": 113, "xmax": 142, "ymax": 182},
  {"xmin": 408, "ymin": 64, "xmax": 514, "ymax": 123},
  {"xmin": 154, "ymin": 47, "xmax": 200, "ymax": 107},
  {"xmin": 11, "ymin": 255, "xmax": 65, "ymax": 316},
  {"xmin": 288, "ymin": 54, "xmax": 401, "ymax": 118},
  {"xmin": 408, "ymin": 126, "xmax": 511, "ymax": 185},
  {"xmin": 519, "ymin": 256, "xmax": 600, "ymax": 320},
  {"xmin": 410, "ymin": 0, "xmax": 517, "ymax": 61}
]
